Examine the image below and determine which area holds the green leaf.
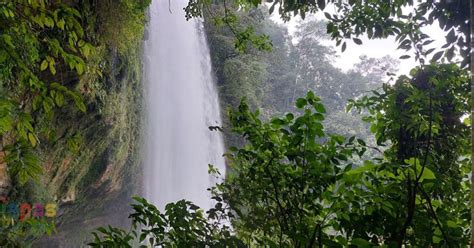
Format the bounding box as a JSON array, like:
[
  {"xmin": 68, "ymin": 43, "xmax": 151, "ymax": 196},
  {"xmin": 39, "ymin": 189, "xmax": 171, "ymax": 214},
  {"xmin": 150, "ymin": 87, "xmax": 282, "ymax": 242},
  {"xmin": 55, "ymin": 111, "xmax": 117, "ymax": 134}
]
[
  {"xmin": 2, "ymin": 34, "xmax": 14, "ymax": 48},
  {"xmin": 419, "ymin": 167, "xmax": 436, "ymax": 181},
  {"xmin": 0, "ymin": 116, "xmax": 13, "ymax": 134},
  {"xmin": 271, "ymin": 118, "xmax": 285, "ymax": 126},
  {"xmin": 346, "ymin": 161, "xmax": 375, "ymax": 176},
  {"xmin": 447, "ymin": 220, "xmax": 457, "ymax": 228},
  {"xmin": 54, "ymin": 92, "xmax": 64, "ymax": 107},
  {"xmin": 314, "ymin": 103, "xmax": 326, "ymax": 113},
  {"xmin": 40, "ymin": 60, "xmax": 48, "ymax": 71},
  {"xmin": 335, "ymin": 235, "xmax": 348, "ymax": 245},
  {"xmin": 75, "ymin": 98, "xmax": 86, "ymax": 112},
  {"xmin": 317, "ymin": 0, "xmax": 326, "ymax": 9},
  {"xmin": 341, "ymin": 42, "xmax": 347, "ymax": 52},
  {"xmin": 353, "ymin": 38, "xmax": 362, "ymax": 45},
  {"xmin": 432, "ymin": 235, "xmax": 442, "ymax": 244},
  {"xmin": 18, "ymin": 170, "xmax": 29, "ymax": 185},
  {"xmin": 351, "ymin": 238, "xmax": 371, "ymax": 247},
  {"xmin": 269, "ymin": 3, "xmax": 276, "ymax": 14},
  {"xmin": 28, "ymin": 133, "xmax": 37, "ymax": 147},
  {"xmin": 324, "ymin": 12, "xmax": 332, "ymax": 20},
  {"xmin": 370, "ymin": 124, "xmax": 377, "ymax": 133},
  {"xmin": 49, "ymin": 62, "xmax": 56, "ymax": 75},
  {"xmin": 432, "ymin": 51, "xmax": 443, "ymax": 61},
  {"xmin": 0, "ymin": 50, "xmax": 7, "ymax": 63},
  {"xmin": 295, "ymin": 98, "xmax": 307, "ymax": 108},
  {"xmin": 76, "ymin": 62, "xmax": 84, "ymax": 75}
]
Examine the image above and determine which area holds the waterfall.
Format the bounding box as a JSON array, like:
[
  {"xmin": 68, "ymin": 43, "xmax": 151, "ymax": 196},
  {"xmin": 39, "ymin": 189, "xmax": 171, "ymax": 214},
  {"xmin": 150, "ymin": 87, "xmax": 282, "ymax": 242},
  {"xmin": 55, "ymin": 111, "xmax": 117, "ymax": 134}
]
[{"xmin": 143, "ymin": 0, "xmax": 226, "ymax": 210}]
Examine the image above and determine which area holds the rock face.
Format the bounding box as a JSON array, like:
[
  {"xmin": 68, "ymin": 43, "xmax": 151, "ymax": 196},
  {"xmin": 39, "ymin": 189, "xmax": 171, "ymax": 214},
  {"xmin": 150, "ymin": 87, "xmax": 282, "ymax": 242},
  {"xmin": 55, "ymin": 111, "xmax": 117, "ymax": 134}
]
[{"xmin": 0, "ymin": 152, "xmax": 10, "ymax": 199}]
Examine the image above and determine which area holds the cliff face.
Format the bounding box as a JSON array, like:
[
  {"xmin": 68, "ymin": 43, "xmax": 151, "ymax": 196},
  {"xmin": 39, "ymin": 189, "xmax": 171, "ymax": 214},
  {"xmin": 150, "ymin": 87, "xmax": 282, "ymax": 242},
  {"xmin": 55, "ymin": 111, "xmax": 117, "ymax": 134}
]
[
  {"xmin": 0, "ymin": 0, "xmax": 149, "ymax": 246},
  {"xmin": 35, "ymin": 45, "xmax": 145, "ymax": 247},
  {"xmin": 25, "ymin": 1, "xmax": 150, "ymax": 246}
]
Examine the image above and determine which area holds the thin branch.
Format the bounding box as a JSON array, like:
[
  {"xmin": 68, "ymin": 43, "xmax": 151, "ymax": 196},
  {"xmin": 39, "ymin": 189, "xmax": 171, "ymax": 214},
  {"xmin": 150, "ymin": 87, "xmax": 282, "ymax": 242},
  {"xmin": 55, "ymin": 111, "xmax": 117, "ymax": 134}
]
[
  {"xmin": 307, "ymin": 223, "xmax": 320, "ymax": 248},
  {"xmin": 397, "ymin": 28, "xmax": 433, "ymax": 247},
  {"xmin": 418, "ymin": 185, "xmax": 449, "ymax": 245},
  {"xmin": 264, "ymin": 157, "xmax": 290, "ymax": 232}
]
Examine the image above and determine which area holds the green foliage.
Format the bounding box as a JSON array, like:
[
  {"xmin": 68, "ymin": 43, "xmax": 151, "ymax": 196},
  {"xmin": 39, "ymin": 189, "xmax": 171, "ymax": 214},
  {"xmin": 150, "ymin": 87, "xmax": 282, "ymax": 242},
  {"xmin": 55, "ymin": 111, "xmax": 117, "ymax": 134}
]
[
  {"xmin": 89, "ymin": 197, "xmax": 243, "ymax": 247},
  {"xmin": 211, "ymin": 3, "xmax": 469, "ymax": 244},
  {"xmin": 221, "ymin": 55, "xmax": 267, "ymax": 109},
  {"xmin": 91, "ymin": 76, "xmax": 469, "ymax": 245},
  {"xmin": 95, "ymin": 0, "xmax": 151, "ymax": 55},
  {"xmin": 0, "ymin": 0, "xmax": 92, "ymax": 184},
  {"xmin": 0, "ymin": 0, "xmax": 151, "ymax": 246},
  {"xmin": 222, "ymin": 91, "xmax": 366, "ymax": 246},
  {"xmin": 197, "ymin": 0, "xmax": 470, "ymax": 245},
  {"xmin": 188, "ymin": 0, "xmax": 469, "ymax": 66},
  {"xmin": 0, "ymin": 218, "xmax": 56, "ymax": 247},
  {"xmin": 5, "ymin": 142, "xmax": 41, "ymax": 186},
  {"xmin": 0, "ymin": 0, "xmax": 95, "ymax": 243},
  {"xmin": 346, "ymin": 64, "xmax": 470, "ymax": 246},
  {"xmin": 86, "ymin": 0, "xmax": 470, "ymax": 247},
  {"xmin": 205, "ymin": 11, "xmax": 396, "ymax": 149},
  {"xmin": 186, "ymin": 0, "xmax": 272, "ymax": 52}
]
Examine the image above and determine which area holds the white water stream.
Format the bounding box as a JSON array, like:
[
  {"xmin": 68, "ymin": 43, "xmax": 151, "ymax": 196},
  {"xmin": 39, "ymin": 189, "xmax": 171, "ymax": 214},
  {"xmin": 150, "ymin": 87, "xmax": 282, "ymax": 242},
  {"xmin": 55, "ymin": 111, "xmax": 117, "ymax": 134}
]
[{"xmin": 143, "ymin": 0, "xmax": 226, "ymax": 210}]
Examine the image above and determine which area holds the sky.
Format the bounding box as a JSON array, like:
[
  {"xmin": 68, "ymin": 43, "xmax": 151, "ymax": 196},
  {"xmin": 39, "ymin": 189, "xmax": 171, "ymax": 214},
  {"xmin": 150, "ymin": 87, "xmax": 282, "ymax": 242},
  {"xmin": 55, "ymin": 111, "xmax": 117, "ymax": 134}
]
[{"xmin": 270, "ymin": 6, "xmax": 447, "ymax": 76}]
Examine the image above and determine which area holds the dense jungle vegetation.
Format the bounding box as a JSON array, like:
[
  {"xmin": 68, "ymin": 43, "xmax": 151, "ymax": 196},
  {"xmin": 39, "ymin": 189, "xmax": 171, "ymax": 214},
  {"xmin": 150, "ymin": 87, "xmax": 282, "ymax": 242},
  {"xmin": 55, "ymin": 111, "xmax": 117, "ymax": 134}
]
[
  {"xmin": 0, "ymin": 0, "xmax": 471, "ymax": 247},
  {"xmin": 0, "ymin": 0, "xmax": 150, "ymax": 246},
  {"xmin": 202, "ymin": 5, "xmax": 398, "ymax": 151},
  {"xmin": 91, "ymin": 0, "xmax": 472, "ymax": 247}
]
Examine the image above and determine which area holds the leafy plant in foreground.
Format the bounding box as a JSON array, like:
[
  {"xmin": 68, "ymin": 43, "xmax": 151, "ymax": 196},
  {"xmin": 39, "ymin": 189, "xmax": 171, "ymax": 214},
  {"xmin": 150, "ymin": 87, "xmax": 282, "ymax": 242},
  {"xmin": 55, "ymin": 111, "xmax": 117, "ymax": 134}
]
[
  {"xmin": 91, "ymin": 74, "xmax": 469, "ymax": 246},
  {"xmin": 89, "ymin": 197, "xmax": 242, "ymax": 247},
  {"xmin": 0, "ymin": 0, "xmax": 94, "ymax": 244}
]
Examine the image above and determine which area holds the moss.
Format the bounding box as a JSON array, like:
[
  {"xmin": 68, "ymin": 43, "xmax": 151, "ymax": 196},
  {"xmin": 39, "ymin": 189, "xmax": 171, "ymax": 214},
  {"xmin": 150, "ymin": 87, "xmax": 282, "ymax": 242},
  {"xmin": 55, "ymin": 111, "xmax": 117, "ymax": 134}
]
[
  {"xmin": 33, "ymin": 45, "xmax": 144, "ymax": 247},
  {"xmin": 95, "ymin": 0, "xmax": 151, "ymax": 56},
  {"xmin": 78, "ymin": 146, "xmax": 110, "ymax": 189},
  {"xmin": 29, "ymin": 1, "xmax": 149, "ymax": 246}
]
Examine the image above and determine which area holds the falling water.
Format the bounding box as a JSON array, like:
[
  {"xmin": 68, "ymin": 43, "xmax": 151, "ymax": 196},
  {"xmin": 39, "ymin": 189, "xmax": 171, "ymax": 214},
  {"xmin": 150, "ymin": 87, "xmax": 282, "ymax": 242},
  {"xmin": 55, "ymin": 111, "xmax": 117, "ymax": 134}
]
[{"xmin": 143, "ymin": 0, "xmax": 226, "ymax": 210}]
